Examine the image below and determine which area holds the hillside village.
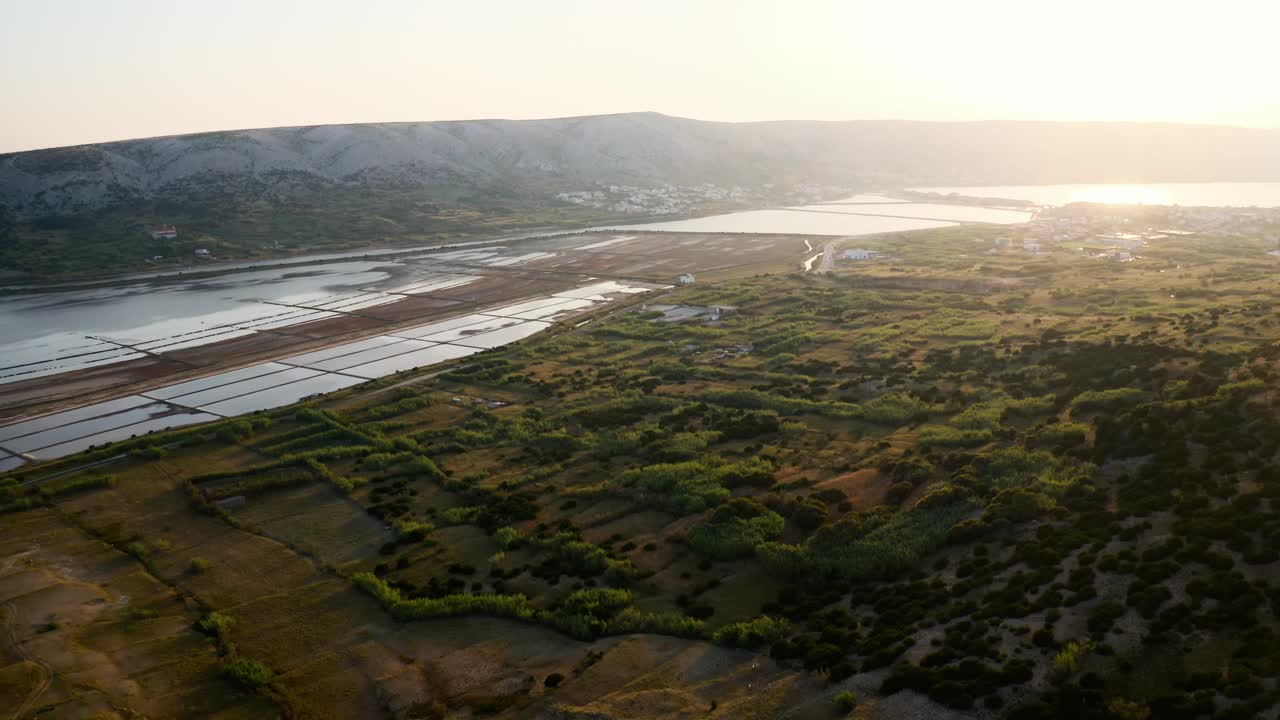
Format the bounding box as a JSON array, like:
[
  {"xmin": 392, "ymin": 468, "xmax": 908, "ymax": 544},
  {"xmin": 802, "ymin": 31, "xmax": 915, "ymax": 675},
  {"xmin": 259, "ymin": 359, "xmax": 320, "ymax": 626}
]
[{"xmin": 555, "ymin": 183, "xmax": 849, "ymax": 215}]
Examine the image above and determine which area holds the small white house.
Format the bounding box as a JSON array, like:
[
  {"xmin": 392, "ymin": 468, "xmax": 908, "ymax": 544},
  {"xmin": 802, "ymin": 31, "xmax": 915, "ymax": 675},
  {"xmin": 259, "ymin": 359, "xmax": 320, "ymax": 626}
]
[
  {"xmin": 194, "ymin": 248, "xmax": 211, "ymax": 257},
  {"xmin": 678, "ymin": 273, "xmax": 695, "ymax": 284},
  {"xmin": 843, "ymin": 249, "xmax": 872, "ymax": 261}
]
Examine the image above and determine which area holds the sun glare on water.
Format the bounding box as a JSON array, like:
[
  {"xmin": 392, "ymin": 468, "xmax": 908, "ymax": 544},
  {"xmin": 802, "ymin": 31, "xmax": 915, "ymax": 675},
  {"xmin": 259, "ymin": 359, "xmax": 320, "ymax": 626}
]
[{"xmin": 1069, "ymin": 185, "xmax": 1171, "ymax": 205}]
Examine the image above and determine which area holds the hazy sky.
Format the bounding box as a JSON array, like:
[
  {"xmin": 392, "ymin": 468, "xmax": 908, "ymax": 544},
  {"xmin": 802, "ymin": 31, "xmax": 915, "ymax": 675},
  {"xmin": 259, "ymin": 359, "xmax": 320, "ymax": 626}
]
[{"xmin": 3, "ymin": 0, "xmax": 1277, "ymax": 153}]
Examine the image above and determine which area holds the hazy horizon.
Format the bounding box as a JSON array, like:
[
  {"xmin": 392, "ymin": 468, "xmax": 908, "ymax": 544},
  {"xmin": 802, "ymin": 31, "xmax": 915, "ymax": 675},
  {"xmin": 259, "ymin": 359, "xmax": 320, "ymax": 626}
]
[
  {"xmin": 4, "ymin": 0, "xmax": 1279, "ymax": 154},
  {"xmin": 10, "ymin": 111, "xmax": 1280, "ymax": 157}
]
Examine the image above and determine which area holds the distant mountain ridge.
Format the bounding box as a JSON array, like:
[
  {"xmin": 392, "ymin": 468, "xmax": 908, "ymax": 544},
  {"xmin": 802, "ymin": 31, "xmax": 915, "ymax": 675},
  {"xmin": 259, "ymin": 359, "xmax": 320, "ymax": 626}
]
[{"xmin": 4, "ymin": 112, "xmax": 1280, "ymax": 218}]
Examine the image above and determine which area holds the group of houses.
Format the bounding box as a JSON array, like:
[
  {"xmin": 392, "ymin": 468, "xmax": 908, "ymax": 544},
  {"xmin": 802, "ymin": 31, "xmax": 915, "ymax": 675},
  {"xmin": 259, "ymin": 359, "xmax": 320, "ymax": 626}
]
[{"xmin": 143, "ymin": 223, "xmax": 211, "ymax": 258}]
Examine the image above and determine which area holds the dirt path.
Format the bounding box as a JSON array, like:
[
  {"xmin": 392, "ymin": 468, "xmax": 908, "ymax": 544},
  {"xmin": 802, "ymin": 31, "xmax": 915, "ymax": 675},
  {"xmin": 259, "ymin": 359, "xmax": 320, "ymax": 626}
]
[
  {"xmin": 2, "ymin": 600, "xmax": 53, "ymax": 720},
  {"xmin": 817, "ymin": 240, "xmax": 837, "ymax": 272}
]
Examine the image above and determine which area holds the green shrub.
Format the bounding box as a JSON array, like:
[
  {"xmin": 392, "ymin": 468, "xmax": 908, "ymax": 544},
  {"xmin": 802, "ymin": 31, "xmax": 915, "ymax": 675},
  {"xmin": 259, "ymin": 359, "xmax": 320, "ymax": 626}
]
[
  {"xmin": 949, "ymin": 401, "xmax": 1006, "ymax": 430},
  {"xmin": 978, "ymin": 448, "xmax": 1094, "ymax": 495},
  {"xmin": 773, "ymin": 502, "xmax": 973, "ymax": 581},
  {"xmin": 199, "ymin": 612, "xmax": 235, "ymax": 638},
  {"xmin": 792, "ymin": 499, "xmax": 829, "ymax": 532},
  {"xmin": 689, "ymin": 499, "xmax": 785, "ymax": 559},
  {"xmin": 1034, "ymin": 422, "xmax": 1089, "ymax": 449},
  {"xmin": 1070, "ymin": 388, "xmax": 1146, "ymax": 412},
  {"xmin": 1215, "ymin": 378, "xmax": 1264, "ymax": 401},
  {"xmin": 395, "ymin": 593, "xmax": 536, "ymax": 622},
  {"xmin": 856, "ymin": 392, "xmax": 936, "ymax": 425},
  {"xmin": 495, "ymin": 526, "xmax": 522, "ymax": 549},
  {"xmin": 712, "ymin": 616, "xmax": 790, "ymax": 648},
  {"xmin": 224, "ymin": 658, "xmax": 273, "ymax": 689},
  {"xmin": 756, "ymin": 541, "xmax": 806, "ymax": 579},
  {"xmin": 614, "ymin": 460, "xmax": 731, "ymax": 514},
  {"xmin": 0, "ymin": 497, "xmax": 43, "ymax": 515},
  {"xmin": 833, "ymin": 690, "xmax": 858, "ymax": 713},
  {"xmin": 918, "ymin": 425, "xmax": 992, "ymax": 448},
  {"xmin": 1004, "ymin": 395, "xmax": 1055, "ymax": 416},
  {"xmin": 39, "ymin": 474, "xmax": 115, "ymax": 497},
  {"xmin": 353, "ymin": 572, "xmax": 535, "ymax": 622},
  {"xmin": 392, "ymin": 519, "xmax": 434, "ymax": 541},
  {"xmin": 601, "ymin": 607, "xmax": 702, "ymax": 638},
  {"xmin": 1051, "ymin": 639, "xmax": 1094, "ymax": 676}
]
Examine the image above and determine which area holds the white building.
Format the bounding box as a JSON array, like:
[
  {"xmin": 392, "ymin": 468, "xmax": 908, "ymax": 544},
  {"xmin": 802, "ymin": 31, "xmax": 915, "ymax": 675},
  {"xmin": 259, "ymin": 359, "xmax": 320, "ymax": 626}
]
[
  {"xmin": 843, "ymin": 249, "xmax": 873, "ymax": 260},
  {"xmin": 678, "ymin": 273, "xmax": 695, "ymax": 284}
]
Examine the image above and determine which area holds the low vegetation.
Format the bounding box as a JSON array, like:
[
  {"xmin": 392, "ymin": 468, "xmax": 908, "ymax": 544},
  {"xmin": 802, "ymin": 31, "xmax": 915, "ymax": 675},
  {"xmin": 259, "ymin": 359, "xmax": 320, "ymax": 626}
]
[{"xmin": 8, "ymin": 223, "xmax": 1280, "ymax": 717}]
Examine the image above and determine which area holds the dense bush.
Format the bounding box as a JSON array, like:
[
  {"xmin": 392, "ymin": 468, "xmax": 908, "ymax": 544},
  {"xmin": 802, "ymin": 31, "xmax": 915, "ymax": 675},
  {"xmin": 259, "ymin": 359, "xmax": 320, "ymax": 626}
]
[
  {"xmin": 760, "ymin": 502, "xmax": 972, "ymax": 581},
  {"xmin": 614, "ymin": 459, "xmax": 739, "ymax": 513},
  {"xmin": 224, "ymin": 658, "xmax": 273, "ymax": 689},
  {"xmin": 918, "ymin": 425, "xmax": 992, "ymax": 448},
  {"xmin": 712, "ymin": 615, "xmax": 790, "ymax": 647},
  {"xmin": 1069, "ymin": 388, "xmax": 1147, "ymax": 412},
  {"xmin": 689, "ymin": 499, "xmax": 786, "ymax": 560}
]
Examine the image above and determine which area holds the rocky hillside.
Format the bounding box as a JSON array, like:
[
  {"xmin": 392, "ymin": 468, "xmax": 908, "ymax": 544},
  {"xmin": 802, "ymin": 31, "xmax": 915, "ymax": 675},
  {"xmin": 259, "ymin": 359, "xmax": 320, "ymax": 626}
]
[{"xmin": 4, "ymin": 113, "xmax": 1280, "ymax": 218}]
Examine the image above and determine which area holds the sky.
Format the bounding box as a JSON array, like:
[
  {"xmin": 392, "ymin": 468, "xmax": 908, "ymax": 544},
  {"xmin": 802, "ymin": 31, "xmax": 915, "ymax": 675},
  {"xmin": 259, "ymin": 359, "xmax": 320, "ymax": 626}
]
[{"xmin": 2, "ymin": 0, "xmax": 1278, "ymax": 153}]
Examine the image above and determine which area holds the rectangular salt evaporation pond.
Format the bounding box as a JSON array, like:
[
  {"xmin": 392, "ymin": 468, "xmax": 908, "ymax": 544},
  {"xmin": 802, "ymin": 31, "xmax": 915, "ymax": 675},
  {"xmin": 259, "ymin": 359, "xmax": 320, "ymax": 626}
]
[
  {"xmin": 0, "ymin": 395, "xmax": 156, "ymax": 443},
  {"xmin": 28, "ymin": 411, "xmax": 220, "ymax": 460},
  {"xmin": 486, "ymin": 252, "xmax": 554, "ymax": 267},
  {"xmin": 235, "ymin": 308, "xmax": 331, "ymax": 330},
  {"xmin": 2, "ymin": 342, "xmax": 129, "ymax": 372},
  {"xmin": 786, "ymin": 203, "xmax": 1032, "ymax": 224},
  {"xmin": 483, "ymin": 296, "xmax": 580, "ymax": 317},
  {"xmin": 321, "ymin": 294, "xmax": 401, "ymax": 313},
  {"xmin": 554, "ymin": 281, "xmax": 651, "ymax": 300},
  {"xmin": 452, "ymin": 320, "xmax": 551, "ymax": 349},
  {"xmin": 385, "ymin": 274, "xmax": 477, "ymax": 295},
  {"xmin": 198, "ymin": 374, "xmax": 366, "ymax": 416},
  {"xmin": 0, "ymin": 454, "xmax": 26, "ymax": 472},
  {"xmin": 389, "ymin": 313, "xmax": 497, "ymax": 340},
  {"xmin": 0, "ymin": 349, "xmax": 148, "ymax": 385},
  {"xmin": 143, "ymin": 362, "xmax": 295, "ymax": 400},
  {"xmin": 341, "ymin": 343, "xmax": 482, "ymax": 379},
  {"xmin": 509, "ymin": 297, "xmax": 597, "ymax": 320},
  {"xmin": 279, "ymin": 336, "xmax": 410, "ymax": 367},
  {"xmin": 609, "ymin": 209, "xmax": 956, "ymax": 236},
  {"xmin": 135, "ymin": 325, "xmax": 256, "ymax": 351},
  {"xmin": 244, "ymin": 310, "xmax": 340, "ymax": 332},
  {"xmin": 308, "ymin": 291, "xmax": 375, "ymax": 309},
  {"xmin": 147, "ymin": 328, "xmax": 261, "ymax": 354},
  {"xmin": 161, "ymin": 367, "xmax": 323, "ymax": 408},
  {"xmin": 416, "ymin": 316, "xmax": 524, "ymax": 343},
  {"xmin": 2, "ymin": 335, "xmax": 117, "ymax": 369},
  {"xmin": 93, "ymin": 298, "xmax": 318, "ymax": 348},
  {"xmin": 576, "ymin": 235, "xmax": 636, "ymax": 250},
  {"xmin": 425, "ymin": 249, "xmax": 499, "ymax": 262},
  {"xmin": 5, "ymin": 402, "xmax": 191, "ymax": 454},
  {"xmin": 300, "ymin": 338, "xmax": 436, "ymax": 372}
]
